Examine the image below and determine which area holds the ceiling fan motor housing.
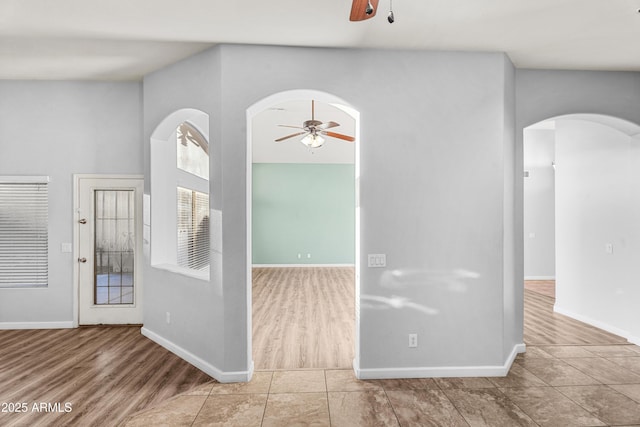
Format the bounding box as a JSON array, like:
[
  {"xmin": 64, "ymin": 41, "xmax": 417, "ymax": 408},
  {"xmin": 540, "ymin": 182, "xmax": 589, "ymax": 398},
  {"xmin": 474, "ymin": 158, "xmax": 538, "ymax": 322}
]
[{"xmin": 303, "ymin": 119, "xmax": 323, "ymax": 130}]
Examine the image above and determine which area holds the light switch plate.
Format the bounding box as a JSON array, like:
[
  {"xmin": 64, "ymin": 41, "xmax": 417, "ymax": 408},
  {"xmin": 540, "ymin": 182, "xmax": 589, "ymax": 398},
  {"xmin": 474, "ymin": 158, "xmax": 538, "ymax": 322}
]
[
  {"xmin": 368, "ymin": 254, "xmax": 386, "ymax": 268},
  {"xmin": 60, "ymin": 243, "xmax": 72, "ymax": 253}
]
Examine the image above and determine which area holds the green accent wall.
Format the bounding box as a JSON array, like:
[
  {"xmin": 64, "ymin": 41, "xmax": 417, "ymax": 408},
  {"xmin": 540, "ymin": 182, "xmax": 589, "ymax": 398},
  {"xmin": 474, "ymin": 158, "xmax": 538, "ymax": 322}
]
[{"xmin": 252, "ymin": 163, "xmax": 355, "ymax": 265}]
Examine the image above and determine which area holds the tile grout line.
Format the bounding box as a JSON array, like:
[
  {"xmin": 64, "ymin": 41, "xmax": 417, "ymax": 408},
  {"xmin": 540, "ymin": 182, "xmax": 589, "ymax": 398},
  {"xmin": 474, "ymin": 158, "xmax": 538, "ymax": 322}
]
[
  {"xmin": 434, "ymin": 381, "xmax": 475, "ymax": 427},
  {"xmin": 493, "ymin": 385, "xmax": 543, "ymax": 427},
  {"xmin": 260, "ymin": 371, "xmax": 274, "ymax": 427},
  {"xmin": 379, "ymin": 384, "xmax": 402, "ymax": 426},
  {"xmin": 434, "ymin": 376, "xmax": 476, "ymax": 426},
  {"xmin": 552, "ymin": 384, "xmax": 608, "ymax": 424},
  {"xmin": 514, "ymin": 362, "xmax": 553, "ymax": 388},
  {"xmin": 188, "ymin": 393, "xmax": 209, "ymax": 427},
  {"xmin": 324, "ymin": 369, "xmax": 333, "ymax": 427},
  {"xmin": 564, "ymin": 353, "xmax": 640, "ymax": 385}
]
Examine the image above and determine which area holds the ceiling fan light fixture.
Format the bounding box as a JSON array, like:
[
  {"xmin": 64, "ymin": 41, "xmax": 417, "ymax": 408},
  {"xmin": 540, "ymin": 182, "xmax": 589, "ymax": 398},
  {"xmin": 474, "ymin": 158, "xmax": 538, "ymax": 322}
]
[{"xmin": 301, "ymin": 133, "xmax": 325, "ymax": 149}]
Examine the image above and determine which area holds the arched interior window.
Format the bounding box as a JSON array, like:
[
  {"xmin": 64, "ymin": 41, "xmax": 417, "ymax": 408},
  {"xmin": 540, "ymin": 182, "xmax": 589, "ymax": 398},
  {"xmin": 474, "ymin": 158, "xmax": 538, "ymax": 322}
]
[
  {"xmin": 150, "ymin": 110, "xmax": 210, "ymax": 279},
  {"xmin": 176, "ymin": 122, "xmax": 209, "ymax": 270},
  {"xmin": 177, "ymin": 122, "xmax": 209, "ymax": 179}
]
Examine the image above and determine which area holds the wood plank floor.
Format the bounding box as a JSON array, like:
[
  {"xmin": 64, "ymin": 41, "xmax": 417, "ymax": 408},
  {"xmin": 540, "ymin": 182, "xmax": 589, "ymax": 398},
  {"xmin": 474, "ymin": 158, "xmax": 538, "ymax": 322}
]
[
  {"xmin": 252, "ymin": 266, "xmax": 355, "ymax": 370},
  {"xmin": 524, "ymin": 280, "xmax": 627, "ymax": 345},
  {"xmin": 0, "ymin": 326, "xmax": 212, "ymax": 427},
  {"xmin": 523, "ymin": 279, "xmax": 556, "ymax": 298}
]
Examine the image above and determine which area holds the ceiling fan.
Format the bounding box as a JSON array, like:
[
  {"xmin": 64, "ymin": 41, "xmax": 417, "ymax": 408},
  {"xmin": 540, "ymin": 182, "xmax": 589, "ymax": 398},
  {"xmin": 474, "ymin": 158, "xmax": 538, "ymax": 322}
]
[
  {"xmin": 350, "ymin": 0, "xmax": 379, "ymax": 21},
  {"xmin": 349, "ymin": 0, "xmax": 394, "ymax": 23},
  {"xmin": 275, "ymin": 100, "xmax": 355, "ymax": 149}
]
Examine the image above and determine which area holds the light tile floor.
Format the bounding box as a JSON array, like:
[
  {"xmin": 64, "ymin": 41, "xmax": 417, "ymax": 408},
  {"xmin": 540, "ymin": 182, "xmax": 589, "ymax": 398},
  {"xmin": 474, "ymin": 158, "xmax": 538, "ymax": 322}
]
[{"xmin": 124, "ymin": 344, "xmax": 640, "ymax": 427}]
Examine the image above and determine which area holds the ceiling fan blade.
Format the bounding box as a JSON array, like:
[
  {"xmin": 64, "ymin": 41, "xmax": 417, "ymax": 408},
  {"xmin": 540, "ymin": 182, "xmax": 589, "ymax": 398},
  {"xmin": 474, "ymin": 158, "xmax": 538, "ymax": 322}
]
[
  {"xmin": 320, "ymin": 131, "xmax": 356, "ymax": 142},
  {"xmin": 316, "ymin": 121, "xmax": 340, "ymax": 130},
  {"xmin": 350, "ymin": 0, "xmax": 378, "ymax": 21},
  {"xmin": 278, "ymin": 124, "xmax": 305, "ymax": 130},
  {"xmin": 275, "ymin": 131, "xmax": 307, "ymax": 142}
]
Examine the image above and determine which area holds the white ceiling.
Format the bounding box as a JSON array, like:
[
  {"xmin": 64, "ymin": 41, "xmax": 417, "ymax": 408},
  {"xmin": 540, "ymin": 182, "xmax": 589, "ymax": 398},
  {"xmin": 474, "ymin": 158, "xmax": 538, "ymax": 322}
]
[{"xmin": 2, "ymin": 0, "xmax": 640, "ymax": 81}]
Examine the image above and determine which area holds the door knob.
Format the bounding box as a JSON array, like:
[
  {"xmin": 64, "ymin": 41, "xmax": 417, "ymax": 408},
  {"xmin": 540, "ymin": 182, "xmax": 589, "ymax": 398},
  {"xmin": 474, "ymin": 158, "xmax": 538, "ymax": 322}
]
[
  {"xmin": 78, "ymin": 219, "xmax": 87, "ymax": 224},
  {"xmin": 78, "ymin": 257, "xmax": 87, "ymax": 263}
]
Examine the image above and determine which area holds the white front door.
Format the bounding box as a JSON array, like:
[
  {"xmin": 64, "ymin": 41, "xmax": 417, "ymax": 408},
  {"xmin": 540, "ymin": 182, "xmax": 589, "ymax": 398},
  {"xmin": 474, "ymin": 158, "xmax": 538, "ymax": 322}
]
[{"xmin": 76, "ymin": 176, "xmax": 143, "ymax": 325}]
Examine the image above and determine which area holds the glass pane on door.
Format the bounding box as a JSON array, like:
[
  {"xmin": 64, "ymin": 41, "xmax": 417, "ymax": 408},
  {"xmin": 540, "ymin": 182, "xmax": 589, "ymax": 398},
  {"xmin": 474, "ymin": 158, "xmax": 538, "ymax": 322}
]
[{"xmin": 94, "ymin": 190, "xmax": 135, "ymax": 305}]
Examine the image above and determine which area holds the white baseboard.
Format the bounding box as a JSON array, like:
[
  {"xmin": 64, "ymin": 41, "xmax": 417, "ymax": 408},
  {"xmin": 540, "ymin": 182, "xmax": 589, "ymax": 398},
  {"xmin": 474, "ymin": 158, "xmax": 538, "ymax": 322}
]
[
  {"xmin": 508, "ymin": 342, "xmax": 527, "ymax": 366},
  {"xmin": 252, "ymin": 264, "xmax": 355, "ymax": 268},
  {"xmin": 141, "ymin": 327, "xmax": 253, "ymax": 383},
  {"xmin": 553, "ymin": 305, "xmax": 632, "ymax": 343},
  {"xmin": 0, "ymin": 321, "xmax": 74, "ymax": 330},
  {"xmin": 353, "ymin": 343, "xmax": 526, "ymax": 379},
  {"xmin": 524, "ymin": 276, "xmax": 555, "ymax": 281}
]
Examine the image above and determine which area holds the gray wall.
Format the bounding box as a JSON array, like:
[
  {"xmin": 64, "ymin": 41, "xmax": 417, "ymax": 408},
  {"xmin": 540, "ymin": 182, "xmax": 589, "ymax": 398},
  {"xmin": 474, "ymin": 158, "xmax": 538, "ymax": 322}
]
[
  {"xmin": 4, "ymin": 51, "xmax": 640, "ymax": 380},
  {"xmin": 215, "ymin": 45, "xmax": 519, "ymax": 373},
  {"xmin": 555, "ymin": 119, "xmax": 640, "ymax": 344},
  {"xmin": 141, "ymin": 45, "xmax": 521, "ymax": 376},
  {"xmin": 142, "ymin": 48, "xmax": 226, "ymax": 370},
  {"xmin": 523, "ymin": 128, "xmax": 556, "ymax": 279},
  {"xmin": 0, "ymin": 81, "xmax": 142, "ymax": 324},
  {"xmin": 6, "ymin": 56, "xmax": 640, "ymax": 380},
  {"xmin": 502, "ymin": 57, "xmax": 520, "ymax": 361},
  {"xmin": 516, "ymin": 70, "xmax": 640, "ymax": 128}
]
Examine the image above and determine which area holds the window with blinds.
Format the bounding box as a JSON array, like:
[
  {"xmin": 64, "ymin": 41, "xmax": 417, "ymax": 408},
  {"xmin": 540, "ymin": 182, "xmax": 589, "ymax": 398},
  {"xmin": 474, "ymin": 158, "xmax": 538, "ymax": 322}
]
[
  {"xmin": 175, "ymin": 121, "xmax": 210, "ymax": 273},
  {"xmin": 177, "ymin": 187, "xmax": 209, "ymax": 270},
  {"xmin": 0, "ymin": 178, "xmax": 49, "ymax": 288}
]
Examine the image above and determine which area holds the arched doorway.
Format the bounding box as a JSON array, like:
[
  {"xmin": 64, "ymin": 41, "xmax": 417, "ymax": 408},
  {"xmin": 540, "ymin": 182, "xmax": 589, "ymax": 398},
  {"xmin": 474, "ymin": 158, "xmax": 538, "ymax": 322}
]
[
  {"xmin": 523, "ymin": 113, "xmax": 640, "ymax": 344},
  {"xmin": 246, "ymin": 90, "xmax": 361, "ymax": 370}
]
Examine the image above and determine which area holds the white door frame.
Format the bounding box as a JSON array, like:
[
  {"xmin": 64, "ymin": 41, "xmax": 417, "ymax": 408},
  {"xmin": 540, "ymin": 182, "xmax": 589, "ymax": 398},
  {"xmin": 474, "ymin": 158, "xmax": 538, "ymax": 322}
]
[{"xmin": 72, "ymin": 174, "xmax": 145, "ymax": 327}]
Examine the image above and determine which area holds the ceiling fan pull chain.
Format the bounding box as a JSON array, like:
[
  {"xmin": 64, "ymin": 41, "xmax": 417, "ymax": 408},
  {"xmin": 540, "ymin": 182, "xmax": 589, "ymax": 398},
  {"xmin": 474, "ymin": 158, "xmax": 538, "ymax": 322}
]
[{"xmin": 388, "ymin": 0, "xmax": 395, "ymax": 23}]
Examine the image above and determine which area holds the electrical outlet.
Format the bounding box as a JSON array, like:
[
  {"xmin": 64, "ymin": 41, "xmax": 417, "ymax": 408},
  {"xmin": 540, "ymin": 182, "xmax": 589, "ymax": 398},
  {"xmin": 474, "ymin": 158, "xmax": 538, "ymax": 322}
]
[
  {"xmin": 297, "ymin": 253, "xmax": 301, "ymax": 259},
  {"xmin": 166, "ymin": 312, "xmax": 171, "ymax": 324},
  {"xmin": 408, "ymin": 333, "xmax": 418, "ymax": 348},
  {"xmin": 307, "ymin": 253, "xmax": 311, "ymax": 259}
]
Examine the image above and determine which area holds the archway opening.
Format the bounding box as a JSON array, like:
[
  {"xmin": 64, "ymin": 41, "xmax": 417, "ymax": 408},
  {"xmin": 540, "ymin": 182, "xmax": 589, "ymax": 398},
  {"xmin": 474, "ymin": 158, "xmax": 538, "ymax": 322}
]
[
  {"xmin": 246, "ymin": 90, "xmax": 361, "ymax": 370},
  {"xmin": 523, "ymin": 113, "xmax": 640, "ymax": 344}
]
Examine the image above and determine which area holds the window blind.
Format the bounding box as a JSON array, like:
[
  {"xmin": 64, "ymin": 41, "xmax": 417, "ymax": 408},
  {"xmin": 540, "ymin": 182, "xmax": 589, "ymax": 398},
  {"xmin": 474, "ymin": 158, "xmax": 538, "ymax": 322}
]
[
  {"xmin": 177, "ymin": 187, "xmax": 209, "ymax": 270},
  {"xmin": 0, "ymin": 180, "xmax": 49, "ymax": 288}
]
